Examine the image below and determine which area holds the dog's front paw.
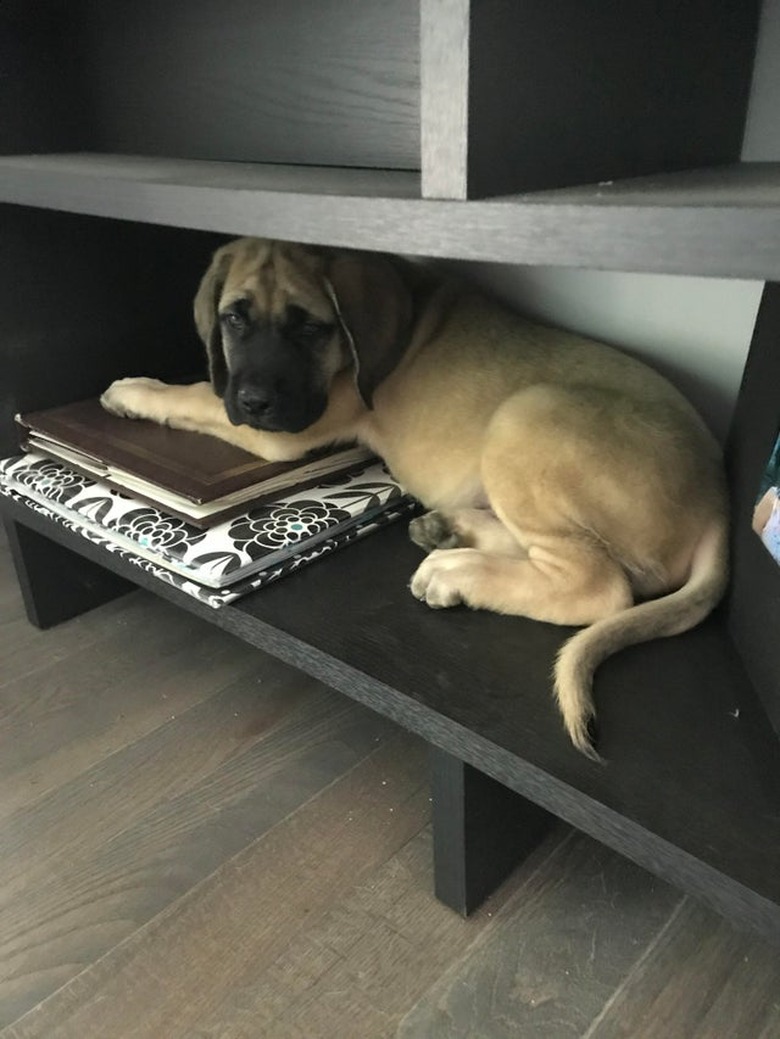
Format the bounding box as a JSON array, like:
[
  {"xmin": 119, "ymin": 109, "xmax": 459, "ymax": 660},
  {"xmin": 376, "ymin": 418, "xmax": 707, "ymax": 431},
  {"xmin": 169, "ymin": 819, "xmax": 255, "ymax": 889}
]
[
  {"xmin": 410, "ymin": 549, "xmax": 471, "ymax": 608},
  {"xmin": 408, "ymin": 511, "xmax": 462, "ymax": 552},
  {"xmin": 100, "ymin": 377, "xmax": 169, "ymax": 420}
]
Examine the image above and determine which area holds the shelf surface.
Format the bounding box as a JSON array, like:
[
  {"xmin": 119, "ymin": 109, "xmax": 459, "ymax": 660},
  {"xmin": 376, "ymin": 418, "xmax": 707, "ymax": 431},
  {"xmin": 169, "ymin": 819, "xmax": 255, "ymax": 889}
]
[
  {"xmin": 3, "ymin": 494, "xmax": 780, "ymax": 941},
  {"xmin": 3, "ymin": 153, "xmax": 780, "ymax": 278}
]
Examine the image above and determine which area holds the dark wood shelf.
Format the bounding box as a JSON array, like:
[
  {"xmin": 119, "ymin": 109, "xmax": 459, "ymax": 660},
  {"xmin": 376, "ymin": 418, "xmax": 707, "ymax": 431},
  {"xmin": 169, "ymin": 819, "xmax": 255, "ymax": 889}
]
[
  {"xmin": 4, "ymin": 493, "xmax": 780, "ymax": 942},
  {"xmin": 3, "ymin": 154, "xmax": 780, "ymax": 277}
]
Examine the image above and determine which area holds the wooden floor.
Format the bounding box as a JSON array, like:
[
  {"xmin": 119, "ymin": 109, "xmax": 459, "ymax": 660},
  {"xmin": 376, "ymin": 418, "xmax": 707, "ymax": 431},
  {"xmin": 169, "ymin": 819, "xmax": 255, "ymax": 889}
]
[{"xmin": 1, "ymin": 529, "xmax": 779, "ymax": 1039}]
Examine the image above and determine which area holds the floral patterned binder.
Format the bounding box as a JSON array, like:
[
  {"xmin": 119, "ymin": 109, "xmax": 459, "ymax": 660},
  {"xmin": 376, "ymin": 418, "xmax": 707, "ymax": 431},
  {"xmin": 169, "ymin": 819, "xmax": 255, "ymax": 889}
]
[{"xmin": 0, "ymin": 453, "xmax": 417, "ymax": 607}]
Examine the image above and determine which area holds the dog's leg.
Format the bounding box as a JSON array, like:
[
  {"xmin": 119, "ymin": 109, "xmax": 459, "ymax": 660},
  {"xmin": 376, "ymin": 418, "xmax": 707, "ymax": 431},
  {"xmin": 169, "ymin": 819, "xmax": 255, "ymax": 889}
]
[
  {"xmin": 411, "ymin": 381, "xmax": 678, "ymax": 622},
  {"xmin": 102, "ymin": 378, "xmax": 223, "ymax": 430},
  {"xmin": 101, "ymin": 377, "xmax": 352, "ymax": 461},
  {"xmin": 409, "ymin": 508, "xmax": 524, "ymax": 555},
  {"xmin": 410, "ymin": 536, "xmax": 632, "ymax": 624}
]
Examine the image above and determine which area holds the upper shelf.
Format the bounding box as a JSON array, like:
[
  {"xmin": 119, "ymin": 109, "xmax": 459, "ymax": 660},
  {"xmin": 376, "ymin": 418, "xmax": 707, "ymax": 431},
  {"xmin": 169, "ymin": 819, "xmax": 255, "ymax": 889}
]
[{"xmin": 3, "ymin": 153, "xmax": 780, "ymax": 279}]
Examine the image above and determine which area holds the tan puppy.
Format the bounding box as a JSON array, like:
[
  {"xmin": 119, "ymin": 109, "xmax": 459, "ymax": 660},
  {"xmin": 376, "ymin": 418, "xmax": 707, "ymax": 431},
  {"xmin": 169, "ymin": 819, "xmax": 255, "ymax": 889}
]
[{"xmin": 102, "ymin": 238, "xmax": 729, "ymax": 757}]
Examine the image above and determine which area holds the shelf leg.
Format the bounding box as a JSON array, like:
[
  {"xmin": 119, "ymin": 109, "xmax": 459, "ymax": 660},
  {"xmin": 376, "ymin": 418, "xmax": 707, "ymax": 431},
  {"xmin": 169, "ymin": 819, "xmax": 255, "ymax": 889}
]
[
  {"xmin": 4, "ymin": 518, "xmax": 135, "ymax": 629},
  {"xmin": 430, "ymin": 746, "xmax": 554, "ymax": 916}
]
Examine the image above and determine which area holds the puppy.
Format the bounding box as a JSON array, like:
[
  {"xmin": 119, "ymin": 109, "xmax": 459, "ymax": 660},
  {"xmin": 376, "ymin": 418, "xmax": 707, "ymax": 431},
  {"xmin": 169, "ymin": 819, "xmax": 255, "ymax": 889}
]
[{"xmin": 102, "ymin": 238, "xmax": 729, "ymax": 757}]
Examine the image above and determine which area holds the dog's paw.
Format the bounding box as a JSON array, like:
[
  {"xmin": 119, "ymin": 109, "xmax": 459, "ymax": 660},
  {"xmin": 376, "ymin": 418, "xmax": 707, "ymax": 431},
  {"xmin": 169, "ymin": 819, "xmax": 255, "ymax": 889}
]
[
  {"xmin": 100, "ymin": 377, "xmax": 168, "ymax": 420},
  {"xmin": 408, "ymin": 511, "xmax": 463, "ymax": 552},
  {"xmin": 410, "ymin": 548, "xmax": 478, "ymax": 608}
]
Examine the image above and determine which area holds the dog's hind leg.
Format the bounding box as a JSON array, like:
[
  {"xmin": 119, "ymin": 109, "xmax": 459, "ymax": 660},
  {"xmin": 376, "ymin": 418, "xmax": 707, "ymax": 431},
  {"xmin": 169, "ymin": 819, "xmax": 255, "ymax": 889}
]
[{"xmin": 409, "ymin": 535, "xmax": 631, "ymax": 623}]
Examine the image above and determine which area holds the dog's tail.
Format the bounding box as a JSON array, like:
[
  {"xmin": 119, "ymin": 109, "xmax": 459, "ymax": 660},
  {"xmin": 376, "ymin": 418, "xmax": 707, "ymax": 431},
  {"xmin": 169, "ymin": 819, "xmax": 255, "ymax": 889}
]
[{"xmin": 554, "ymin": 515, "xmax": 729, "ymax": 761}]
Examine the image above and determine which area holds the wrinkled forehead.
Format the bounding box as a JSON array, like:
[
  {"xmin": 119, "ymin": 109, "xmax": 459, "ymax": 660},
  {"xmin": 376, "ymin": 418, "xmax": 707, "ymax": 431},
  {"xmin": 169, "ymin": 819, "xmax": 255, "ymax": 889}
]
[{"xmin": 220, "ymin": 240, "xmax": 332, "ymax": 320}]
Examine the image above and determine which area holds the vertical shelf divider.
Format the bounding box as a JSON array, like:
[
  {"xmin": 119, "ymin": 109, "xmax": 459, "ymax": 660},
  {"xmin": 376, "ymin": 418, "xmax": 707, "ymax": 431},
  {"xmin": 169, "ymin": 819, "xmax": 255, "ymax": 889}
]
[{"xmin": 421, "ymin": 0, "xmax": 471, "ymax": 200}]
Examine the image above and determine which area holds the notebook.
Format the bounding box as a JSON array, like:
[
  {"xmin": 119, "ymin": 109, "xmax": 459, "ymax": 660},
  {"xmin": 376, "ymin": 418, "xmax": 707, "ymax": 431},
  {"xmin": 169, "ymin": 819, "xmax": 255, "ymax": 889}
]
[
  {"xmin": 16, "ymin": 396, "xmax": 371, "ymax": 526},
  {"xmin": 0, "ymin": 453, "xmax": 416, "ymax": 602}
]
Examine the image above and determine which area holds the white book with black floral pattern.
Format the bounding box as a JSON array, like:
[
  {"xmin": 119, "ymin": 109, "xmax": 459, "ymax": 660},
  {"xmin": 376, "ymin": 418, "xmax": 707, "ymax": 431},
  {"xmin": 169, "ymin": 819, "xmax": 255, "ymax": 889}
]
[{"xmin": 0, "ymin": 453, "xmax": 412, "ymax": 589}]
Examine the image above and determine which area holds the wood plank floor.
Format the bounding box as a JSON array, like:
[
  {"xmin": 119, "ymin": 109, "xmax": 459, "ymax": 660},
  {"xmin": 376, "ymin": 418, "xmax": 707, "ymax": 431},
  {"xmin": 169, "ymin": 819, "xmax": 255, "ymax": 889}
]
[{"xmin": 1, "ymin": 528, "xmax": 779, "ymax": 1038}]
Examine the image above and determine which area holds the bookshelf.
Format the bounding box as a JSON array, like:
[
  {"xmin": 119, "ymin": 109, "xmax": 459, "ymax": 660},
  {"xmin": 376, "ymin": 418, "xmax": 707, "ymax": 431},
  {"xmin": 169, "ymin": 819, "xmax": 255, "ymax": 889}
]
[{"xmin": 2, "ymin": 0, "xmax": 780, "ymax": 941}]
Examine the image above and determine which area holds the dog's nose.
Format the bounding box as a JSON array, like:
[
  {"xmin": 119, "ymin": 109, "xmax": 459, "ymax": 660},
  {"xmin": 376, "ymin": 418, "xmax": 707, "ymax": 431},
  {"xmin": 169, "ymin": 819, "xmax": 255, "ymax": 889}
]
[{"xmin": 237, "ymin": 386, "xmax": 272, "ymax": 418}]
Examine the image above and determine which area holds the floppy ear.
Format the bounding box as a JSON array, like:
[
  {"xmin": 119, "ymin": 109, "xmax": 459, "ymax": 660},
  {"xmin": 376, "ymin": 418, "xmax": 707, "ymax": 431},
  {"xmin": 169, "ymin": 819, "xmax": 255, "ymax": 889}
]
[
  {"xmin": 325, "ymin": 254, "xmax": 413, "ymax": 408},
  {"xmin": 193, "ymin": 247, "xmax": 233, "ymax": 397}
]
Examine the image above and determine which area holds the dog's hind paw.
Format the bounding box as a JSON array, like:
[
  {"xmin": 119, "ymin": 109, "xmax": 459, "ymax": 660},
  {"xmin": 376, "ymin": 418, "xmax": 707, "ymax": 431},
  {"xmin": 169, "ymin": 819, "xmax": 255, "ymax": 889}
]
[
  {"xmin": 409, "ymin": 546, "xmax": 488, "ymax": 609},
  {"xmin": 408, "ymin": 511, "xmax": 462, "ymax": 552}
]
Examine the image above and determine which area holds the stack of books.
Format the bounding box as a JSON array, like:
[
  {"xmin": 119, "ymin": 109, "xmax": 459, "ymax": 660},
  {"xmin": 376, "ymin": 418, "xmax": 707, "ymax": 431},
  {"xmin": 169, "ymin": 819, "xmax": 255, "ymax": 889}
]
[{"xmin": 1, "ymin": 397, "xmax": 416, "ymax": 607}]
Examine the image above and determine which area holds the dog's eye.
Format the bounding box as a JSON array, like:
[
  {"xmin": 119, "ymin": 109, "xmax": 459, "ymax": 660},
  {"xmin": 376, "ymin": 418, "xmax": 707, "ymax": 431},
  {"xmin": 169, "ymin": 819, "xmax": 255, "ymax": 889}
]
[
  {"xmin": 301, "ymin": 321, "xmax": 333, "ymax": 340},
  {"xmin": 221, "ymin": 310, "xmax": 247, "ymax": 331},
  {"xmin": 285, "ymin": 305, "xmax": 333, "ymax": 343}
]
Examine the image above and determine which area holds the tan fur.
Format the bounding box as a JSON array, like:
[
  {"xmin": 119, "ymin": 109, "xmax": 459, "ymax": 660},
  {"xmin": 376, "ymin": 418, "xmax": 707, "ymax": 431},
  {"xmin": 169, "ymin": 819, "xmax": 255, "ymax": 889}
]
[{"xmin": 101, "ymin": 238, "xmax": 729, "ymax": 758}]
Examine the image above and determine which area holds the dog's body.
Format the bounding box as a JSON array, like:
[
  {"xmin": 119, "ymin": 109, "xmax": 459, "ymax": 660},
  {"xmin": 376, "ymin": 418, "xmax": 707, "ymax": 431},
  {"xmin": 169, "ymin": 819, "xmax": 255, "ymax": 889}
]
[{"xmin": 102, "ymin": 238, "xmax": 729, "ymax": 756}]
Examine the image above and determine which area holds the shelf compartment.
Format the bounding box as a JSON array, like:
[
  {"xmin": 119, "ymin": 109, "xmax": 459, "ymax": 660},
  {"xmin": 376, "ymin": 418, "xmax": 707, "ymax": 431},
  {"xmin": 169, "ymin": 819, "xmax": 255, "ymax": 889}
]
[
  {"xmin": 421, "ymin": 0, "xmax": 759, "ymax": 199},
  {"xmin": 4, "ymin": 0, "xmax": 420, "ymax": 171},
  {"xmin": 3, "ymin": 154, "xmax": 780, "ymax": 278}
]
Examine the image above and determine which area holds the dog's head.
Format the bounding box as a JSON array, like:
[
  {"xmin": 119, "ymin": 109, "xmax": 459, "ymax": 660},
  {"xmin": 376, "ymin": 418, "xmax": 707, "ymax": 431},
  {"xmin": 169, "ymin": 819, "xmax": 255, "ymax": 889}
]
[{"xmin": 193, "ymin": 238, "xmax": 412, "ymax": 432}]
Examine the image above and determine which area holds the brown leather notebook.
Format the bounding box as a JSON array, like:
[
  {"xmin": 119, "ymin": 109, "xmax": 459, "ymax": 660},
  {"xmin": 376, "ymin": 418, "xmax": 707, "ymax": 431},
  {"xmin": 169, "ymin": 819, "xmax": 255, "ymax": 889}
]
[{"xmin": 16, "ymin": 397, "xmax": 371, "ymax": 527}]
